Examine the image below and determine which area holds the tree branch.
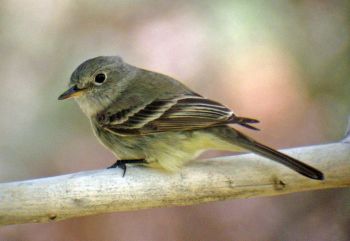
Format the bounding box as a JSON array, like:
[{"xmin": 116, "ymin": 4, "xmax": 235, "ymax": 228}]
[{"xmin": 0, "ymin": 139, "xmax": 349, "ymax": 226}]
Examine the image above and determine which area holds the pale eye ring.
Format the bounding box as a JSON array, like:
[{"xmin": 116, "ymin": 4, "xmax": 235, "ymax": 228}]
[{"xmin": 94, "ymin": 73, "xmax": 106, "ymax": 85}]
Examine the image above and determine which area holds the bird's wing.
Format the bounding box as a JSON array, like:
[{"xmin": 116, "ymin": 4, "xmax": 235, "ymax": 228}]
[{"xmin": 96, "ymin": 95, "xmax": 259, "ymax": 136}]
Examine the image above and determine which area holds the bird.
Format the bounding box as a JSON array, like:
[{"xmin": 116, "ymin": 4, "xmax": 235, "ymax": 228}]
[{"xmin": 58, "ymin": 56, "xmax": 324, "ymax": 180}]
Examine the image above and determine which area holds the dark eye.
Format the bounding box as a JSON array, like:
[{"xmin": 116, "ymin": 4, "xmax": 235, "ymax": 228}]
[{"xmin": 94, "ymin": 73, "xmax": 106, "ymax": 85}]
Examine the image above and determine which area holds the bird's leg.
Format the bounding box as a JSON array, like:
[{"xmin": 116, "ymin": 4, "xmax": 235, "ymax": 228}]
[{"xmin": 107, "ymin": 159, "xmax": 147, "ymax": 177}]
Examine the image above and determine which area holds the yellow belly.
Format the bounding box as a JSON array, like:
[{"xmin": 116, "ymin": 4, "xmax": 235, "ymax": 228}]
[{"xmin": 144, "ymin": 131, "xmax": 242, "ymax": 171}]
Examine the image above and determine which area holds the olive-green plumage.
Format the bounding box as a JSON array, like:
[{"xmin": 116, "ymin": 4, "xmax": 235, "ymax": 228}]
[{"xmin": 58, "ymin": 56, "xmax": 324, "ymax": 180}]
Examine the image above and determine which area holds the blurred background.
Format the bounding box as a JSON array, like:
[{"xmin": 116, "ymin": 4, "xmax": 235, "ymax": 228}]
[{"xmin": 0, "ymin": 0, "xmax": 349, "ymax": 240}]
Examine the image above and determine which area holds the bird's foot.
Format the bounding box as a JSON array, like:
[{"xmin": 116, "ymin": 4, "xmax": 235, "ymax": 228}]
[{"xmin": 107, "ymin": 159, "xmax": 146, "ymax": 177}]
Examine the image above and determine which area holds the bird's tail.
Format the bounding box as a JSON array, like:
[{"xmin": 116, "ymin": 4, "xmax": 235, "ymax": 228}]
[
  {"xmin": 222, "ymin": 128, "xmax": 324, "ymax": 180},
  {"xmin": 228, "ymin": 115, "xmax": 260, "ymax": 131}
]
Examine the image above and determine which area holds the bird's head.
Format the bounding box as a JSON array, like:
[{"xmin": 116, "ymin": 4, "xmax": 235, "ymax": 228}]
[{"xmin": 58, "ymin": 56, "xmax": 135, "ymax": 116}]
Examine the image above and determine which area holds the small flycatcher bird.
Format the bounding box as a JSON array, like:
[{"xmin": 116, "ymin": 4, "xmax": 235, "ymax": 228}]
[{"xmin": 58, "ymin": 56, "xmax": 324, "ymax": 180}]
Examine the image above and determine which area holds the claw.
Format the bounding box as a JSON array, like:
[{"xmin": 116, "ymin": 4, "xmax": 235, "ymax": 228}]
[
  {"xmin": 107, "ymin": 159, "xmax": 146, "ymax": 177},
  {"xmin": 117, "ymin": 161, "xmax": 127, "ymax": 177}
]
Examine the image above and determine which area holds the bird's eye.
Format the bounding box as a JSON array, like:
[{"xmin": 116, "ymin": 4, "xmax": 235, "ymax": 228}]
[{"xmin": 94, "ymin": 73, "xmax": 106, "ymax": 85}]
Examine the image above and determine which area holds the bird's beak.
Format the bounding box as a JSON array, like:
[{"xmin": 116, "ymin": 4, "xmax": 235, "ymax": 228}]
[{"xmin": 58, "ymin": 85, "xmax": 85, "ymax": 100}]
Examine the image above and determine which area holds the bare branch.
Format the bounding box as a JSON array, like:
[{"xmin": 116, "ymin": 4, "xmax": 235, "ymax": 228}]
[
  {"xmin": 0, "ymin": 142, "xmax": 349, "ymax": 226},
  {"xmin": 343, "ymin": 116, "xmax": 350, "ymax": 143}
]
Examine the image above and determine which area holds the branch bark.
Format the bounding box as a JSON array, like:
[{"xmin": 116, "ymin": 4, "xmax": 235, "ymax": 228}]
[{"xmin": 0, "ymin": 141, "xmax": 349, "ymax": 226}]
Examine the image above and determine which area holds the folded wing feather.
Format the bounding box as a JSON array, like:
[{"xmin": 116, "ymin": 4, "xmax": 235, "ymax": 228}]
[{"xmin": 97, "ymin": 95, "xmax": 259, "ymax": 135}]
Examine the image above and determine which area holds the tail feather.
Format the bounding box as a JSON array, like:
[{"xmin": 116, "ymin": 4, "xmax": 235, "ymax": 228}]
[
  {"xmin": 229, "ymin": 116, "xmax": 260, "ymax": 131},
  {"xmin": 231, "ymin": 130, "xmax": 324, "ymax": 180}
]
